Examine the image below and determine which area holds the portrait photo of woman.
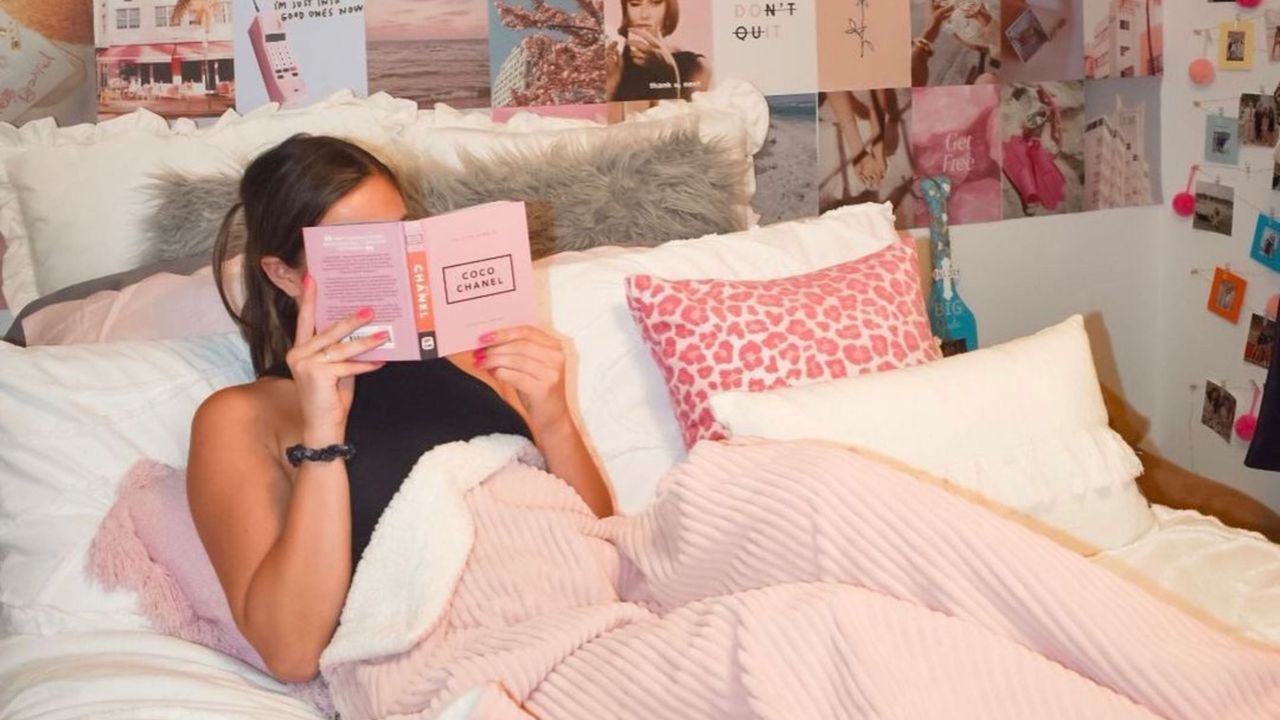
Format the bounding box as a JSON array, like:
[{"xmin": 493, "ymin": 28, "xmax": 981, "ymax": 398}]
[{"xmin": 605, "ymin": 0, "xmax": 712, "ymax": 102}]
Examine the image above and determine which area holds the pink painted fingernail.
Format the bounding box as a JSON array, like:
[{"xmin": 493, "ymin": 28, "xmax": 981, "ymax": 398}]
[
  {"xmin": 473, "ymin": 349, "xmax": 486, "ymax": 365},
  {"xmin": 375, "ymin": 331, "xmax": 390, "ymax": 341},
  {"xmin": 303, "ymin": 273, "xmax": 313, "ymax": 288},
  {"xmin": 357, "ymin": 307, "xmax": 374, "ymax": 320},
  {"xmin": 478, "ymin": 332, "xmax": 495, "ymax": 344}
]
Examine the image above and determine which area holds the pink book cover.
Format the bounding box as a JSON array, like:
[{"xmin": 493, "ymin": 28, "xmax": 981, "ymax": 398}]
[{"xmin": 303, "ymin": 200, "xmax": 534, "ymax": 361}]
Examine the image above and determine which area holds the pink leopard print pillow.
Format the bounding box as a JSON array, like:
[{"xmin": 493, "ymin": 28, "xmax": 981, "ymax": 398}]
[{"xmin": 625, "ymin": 238, "xmax": 940, "ymax": 448}]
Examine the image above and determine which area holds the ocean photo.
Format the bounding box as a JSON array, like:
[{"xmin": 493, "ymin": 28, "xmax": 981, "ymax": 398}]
[
  {"xmin": 368, "ymin": 38, "xmax": 491, "ymax": 109},
  {"xmin": 755, "ymin": 94, "xmax": 818, "ymax": 225}
]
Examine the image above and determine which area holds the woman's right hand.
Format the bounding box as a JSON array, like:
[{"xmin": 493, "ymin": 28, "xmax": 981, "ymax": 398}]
[
  {"xmin": 605, "ymin": 40, "xmax": 622, "ymax": 99},
  {"xmin": 628, "ymin": 27, "xmax": 677, "ymax": 71},
  {"xmin": 286, "ymin": 274, "xmax": 388, "ymax": 445}
]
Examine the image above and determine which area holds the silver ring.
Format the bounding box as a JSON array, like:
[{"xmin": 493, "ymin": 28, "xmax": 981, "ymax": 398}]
[{"xmin": 322, "ymin": 348, "xmax": 333, "ymax": 363}]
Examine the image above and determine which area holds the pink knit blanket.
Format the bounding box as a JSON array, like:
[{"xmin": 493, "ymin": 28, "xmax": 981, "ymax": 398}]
[{"xmin": 319, "ymin": 435, "xmax": 1280, "ymax": 719}]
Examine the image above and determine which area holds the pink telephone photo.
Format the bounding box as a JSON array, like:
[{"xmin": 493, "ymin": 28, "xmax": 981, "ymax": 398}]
[{"xmin": 247, "ymin": 0, "xmax": 307, "ymax": 106}]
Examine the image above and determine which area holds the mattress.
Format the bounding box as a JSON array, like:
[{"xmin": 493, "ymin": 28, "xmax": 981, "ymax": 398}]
[{"xmin": 2, "ymin": 505, "xmax": 1276, "ymax": 719}]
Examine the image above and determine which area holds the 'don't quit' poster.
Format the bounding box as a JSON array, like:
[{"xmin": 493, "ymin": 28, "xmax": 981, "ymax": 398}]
[{"xmin": 713, "ymin": 1, "xmax": 817, "ymax": 96}]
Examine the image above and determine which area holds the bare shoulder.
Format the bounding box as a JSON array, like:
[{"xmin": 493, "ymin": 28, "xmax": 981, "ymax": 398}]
[{"xmin": 189, "ymin": 378, "xmax": 296, "ymax": 489}]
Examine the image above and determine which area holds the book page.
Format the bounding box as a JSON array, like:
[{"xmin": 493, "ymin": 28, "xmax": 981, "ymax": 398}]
[{"xmin": 303, "ymin": 221, "xmax": 419, "ymax": 361}]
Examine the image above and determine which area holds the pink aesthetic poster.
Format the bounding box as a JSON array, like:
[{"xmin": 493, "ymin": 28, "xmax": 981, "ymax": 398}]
[
  {"xmin": 999, "ymin": 0, "xmax": 1085, "ymax": 83},
  {"xmin": 909, "ymin": 84, "xmax": 1003, "ymax": 227},
  {"xmin": 713, "ymin": 1, "xmax": 818, "ymax": 95},
  {"xmin": 910, "ymin": 0, "xmax": 1001, "ymax": 86},
  {"xmin": 816, "ymin": 0, "xmax": 911, "ymax": 91},
  {"xmin": 603, "ymin": 0, "xmax": 714, "ymax": 101},
  {"xmin": 817, "ymin": 88, "xmax": 917, "ymax": 229},
  {"xmin": 1000, "ymin": 81, "xmax": 1085, "ymax": 218},
  {"xmin": 1, "ymin": 2, "xmax": 95, "ymax": 127},
  {"xmin": 1082, "ymin": 0, "xmax": 1162, "ymax": 79}
]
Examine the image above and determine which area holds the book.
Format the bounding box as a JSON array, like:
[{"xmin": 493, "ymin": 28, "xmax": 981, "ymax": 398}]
[{"xmin": 302, "ymin": 200, "xmax": 535, "ymax": 361}]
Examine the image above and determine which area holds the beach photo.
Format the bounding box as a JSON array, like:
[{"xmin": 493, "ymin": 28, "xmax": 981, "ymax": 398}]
[
  {"xmin": 1000, "ymin": 81, "xmax": 1084, "ymax": 218},
  {"xmin": 367, "ymin": 0, "xmax": 490, "ymax": 109},
  {"xmin": 817, "ymin": 88, "xmax": 918, "ymax": 229},
  {"xmin": 756, "ymin": 94, "xmax": 818, "ymax": 226},
  {"xmin": 1193, "ymin": 181, "xmax": 1235, "ymax": 237}
]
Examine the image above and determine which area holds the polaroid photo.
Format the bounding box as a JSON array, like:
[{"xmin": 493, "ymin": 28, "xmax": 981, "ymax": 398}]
[
  {"xmin": 1219, "ymin": 21, "xmax": 1255, "ymax": 70},
  {"xmin": 1207, "ymin": 266, "xmax": 1248, "ymax": 324},
  {"xmin": 1201, "ymin": 380, "xmax": 1237, "ymax": 443},
  {"xmin": 1005, "ymin": 7, "xmax": 1050, "ymax": 63},
  {"xmin": 1250, "ymin": 213, "xmax": 1280, "ymax": 271},
  {"xmin": 1240, "ymin": 93, "xmax": 1280, "ymax": 147},
  {"xmin": 1204, "ymin": 114, "xmax": 1240, "ymax": 164},
  {"xmin": 1244, "ymin": 313, "xmax": 1277, "ymax": 370},
  {"xmin": 1193, "ymin": 181, "xmax": 1235, "ymax": 236}
]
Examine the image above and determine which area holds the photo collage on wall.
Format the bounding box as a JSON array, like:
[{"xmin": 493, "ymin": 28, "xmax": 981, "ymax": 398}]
[
  {"xmin": 814, "ymin": 0, "xmax": 1162, "ymax": 229},
  {"xmin": 17, "ymin": 0, "xmax": 1162, "ymax": 229}
]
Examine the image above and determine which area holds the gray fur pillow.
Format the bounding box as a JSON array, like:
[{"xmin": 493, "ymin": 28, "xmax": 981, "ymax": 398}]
[{"xmin": 141, "ymin": 124, "xmax": 750, "ymax": 264}]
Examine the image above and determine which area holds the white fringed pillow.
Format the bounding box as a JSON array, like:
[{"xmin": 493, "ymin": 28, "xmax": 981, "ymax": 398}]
[{"xmin": 709, "ymin": 315, "xmax": 1155, "ymax": 551}]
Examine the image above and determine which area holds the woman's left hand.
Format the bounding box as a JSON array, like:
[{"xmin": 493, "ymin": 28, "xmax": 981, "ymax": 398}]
[{"xmin": 474, "ymin": 326, "xmax": 570, "ymax": 431}]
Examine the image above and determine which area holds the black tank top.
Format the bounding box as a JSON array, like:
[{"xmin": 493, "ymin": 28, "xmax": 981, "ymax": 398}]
[
  {"xmin": 1246, "ymin": 329, "xmax": 1280, "ymax": 471},
  {"xmin": 262, "ymin": 359, "xmax": 532, "ymax": 564}
]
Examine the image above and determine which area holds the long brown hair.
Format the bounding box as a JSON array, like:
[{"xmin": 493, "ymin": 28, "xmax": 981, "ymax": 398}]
[{"xmin": 212, "ymin": 134, "xmax": 404, "ymax": 376}]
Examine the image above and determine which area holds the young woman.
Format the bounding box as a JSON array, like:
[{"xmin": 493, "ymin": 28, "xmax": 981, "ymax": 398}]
[
  {"xmin": 605, "ymin": 0, "xmax": 710, "ymax": 102},
  {"xmin": 188, "ymin": 135, "xmax": 613, "ymax": 683}
]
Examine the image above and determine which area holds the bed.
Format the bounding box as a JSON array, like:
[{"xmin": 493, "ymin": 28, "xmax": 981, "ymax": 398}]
[{"xmin": 0, "ymin": 85, "xmax": 1277, "ymax": 719}]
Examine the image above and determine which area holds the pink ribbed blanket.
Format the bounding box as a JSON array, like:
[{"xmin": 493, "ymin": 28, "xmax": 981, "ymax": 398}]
[{"xmin": 319, "ymin": 436, "xmax": 1280, "ymax": 719}]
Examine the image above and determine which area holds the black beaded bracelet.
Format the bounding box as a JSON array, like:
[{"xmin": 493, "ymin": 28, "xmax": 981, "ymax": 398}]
[{"xmin": 286, "ymin": 442, "xmax": 356, "ymax": 467}]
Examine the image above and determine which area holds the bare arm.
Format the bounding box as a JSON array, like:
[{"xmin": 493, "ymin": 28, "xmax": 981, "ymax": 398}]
[
  {"xmin": 474, "ymin": 326, "xmax": 615, "ymax": 517},
  {"xmin": 189, "ymin": 279, "xmax": 387, "ymax": 682},
  {"xmin": 188, "ymin": 388, "xmax": 353, "ymax": 683}
]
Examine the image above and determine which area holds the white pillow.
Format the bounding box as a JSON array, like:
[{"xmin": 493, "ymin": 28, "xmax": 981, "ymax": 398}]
[
  {"xmin": 709, "ymin": 315, "xmax": 1155, "ymax": 551},
  {"xmin": 0, "ymin": 91, "xmax": 418, "ymax": 313},
  {"xmin": 0, "ymin": 333, "xmax": 252, "ymax": 637},
  {"xmin": 537, "ymin": 202, "xmax": 901, "ymax": 513},
  {"xmin": 0, "ymin": 83, "xmax": 767, "ymax": 315}
]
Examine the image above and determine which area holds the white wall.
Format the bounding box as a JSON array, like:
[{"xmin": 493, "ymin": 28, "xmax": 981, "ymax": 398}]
[
  {"xmin": 1150, "ymin": 1, "xmax": 1280, "ymax": 511},
  {"xmin": 941, "ymin": 205, "xmax": 1163, "ymax": 441}
]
